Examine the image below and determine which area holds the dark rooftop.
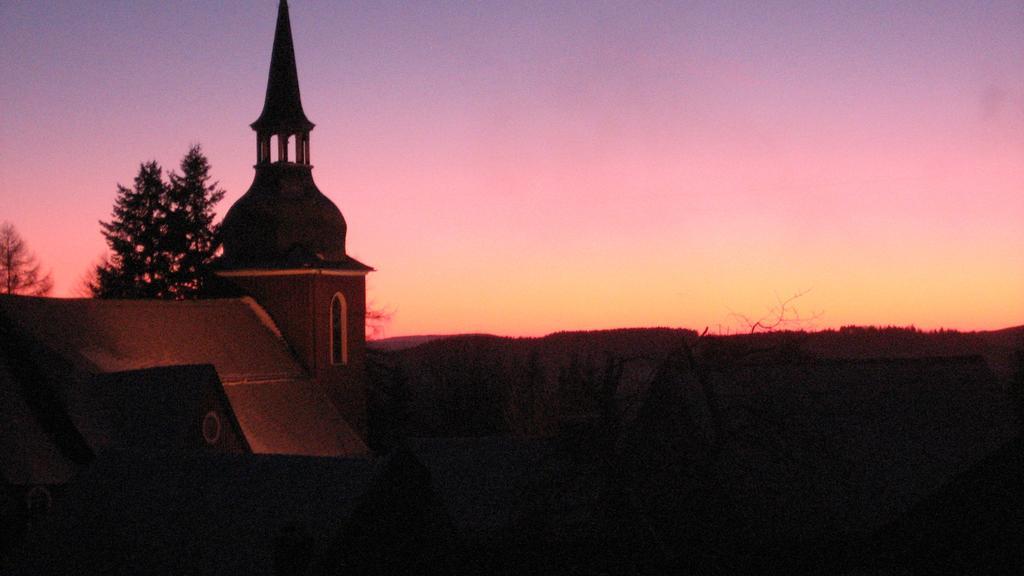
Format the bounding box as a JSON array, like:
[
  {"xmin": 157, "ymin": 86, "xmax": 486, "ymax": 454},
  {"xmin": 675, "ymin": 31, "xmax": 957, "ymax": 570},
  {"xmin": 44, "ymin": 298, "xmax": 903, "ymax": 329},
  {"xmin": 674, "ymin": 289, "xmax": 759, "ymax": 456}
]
[
  {"xmin": 6, "ymin": 451, "xmax": 377, "ymax": 576},
  {"xmin": 844, "ymin": 435, "xmax": 1024, "ymax": 574},
  {"xmin": 0, "ymin": 355, "xmax": 78, "ymax": 485},
  {"xmin": 77, "ymin": 366, "xmax": 249, "ymax": 454},
  {"xmin": 632, "ymin": 355, "xmax": 1017, "ymax": 557}
]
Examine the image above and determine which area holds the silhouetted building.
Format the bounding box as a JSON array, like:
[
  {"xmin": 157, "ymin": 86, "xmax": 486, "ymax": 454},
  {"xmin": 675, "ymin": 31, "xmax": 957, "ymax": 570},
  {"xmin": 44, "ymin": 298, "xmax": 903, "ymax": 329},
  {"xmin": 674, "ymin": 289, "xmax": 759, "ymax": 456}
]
[
  {"xmin": 627, "ymin": 355, "xmax": 1017, "ymax": 573},
  {"xmin": 2, "ymin": 2, "xmax": 1019, "ymax": 574},
  {"xmin": 219, "ymin": 0, "xmax": 372, "ymax": 436},
  {"xmin": 839, "ymin": 435, "xmax": 1024, "ymax": 575},
  {"xmin": 1, "ymin": 0, "xmax": 370, "ymax": 456},
  {"xmin": 4, "ymin": 451, "xmax": 392, "ymax": 575},
  {"xmin": 406, "ymin": 436, "xmax": 657, "ymax": 573},
  {"xmin": 0, "ymin": 1, "xmax": 371, "ymax": 555}
]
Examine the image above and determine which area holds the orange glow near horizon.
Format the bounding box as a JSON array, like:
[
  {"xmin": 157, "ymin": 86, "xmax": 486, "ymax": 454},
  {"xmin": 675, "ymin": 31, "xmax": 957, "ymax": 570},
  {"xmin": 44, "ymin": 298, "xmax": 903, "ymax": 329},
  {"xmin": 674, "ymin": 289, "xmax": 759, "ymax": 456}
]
[{"xmin": 2, "ymin": 2, "xmax": 1022, "ymax": 338}]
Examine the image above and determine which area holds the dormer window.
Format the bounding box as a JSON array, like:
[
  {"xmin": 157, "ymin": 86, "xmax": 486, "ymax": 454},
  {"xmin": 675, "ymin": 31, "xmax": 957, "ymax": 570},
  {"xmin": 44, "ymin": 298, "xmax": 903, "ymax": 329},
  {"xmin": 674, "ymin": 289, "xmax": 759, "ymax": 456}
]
[{"xmin": 330, "ymin": 293, "xmax": 347, "ymax": 365}]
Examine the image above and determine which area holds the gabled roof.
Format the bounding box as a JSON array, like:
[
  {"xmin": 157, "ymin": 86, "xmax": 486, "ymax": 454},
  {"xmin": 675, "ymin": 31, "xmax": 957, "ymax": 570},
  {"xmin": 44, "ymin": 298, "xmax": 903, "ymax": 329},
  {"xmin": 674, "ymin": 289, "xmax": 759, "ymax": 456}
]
[
  {"xmin": 0, "ymin": 295, "xmax": 304, "ymax": 383},
  {"xmin": 77, "ymin": 366, "xmax": 249, "ymax": 453},
  {"xmin": 6, "ymin": 451, "xmax": 377, "ymax": 576},
  {"xmin": 0, "ymin": 341, "xmax": 249, "ymax": 484}
]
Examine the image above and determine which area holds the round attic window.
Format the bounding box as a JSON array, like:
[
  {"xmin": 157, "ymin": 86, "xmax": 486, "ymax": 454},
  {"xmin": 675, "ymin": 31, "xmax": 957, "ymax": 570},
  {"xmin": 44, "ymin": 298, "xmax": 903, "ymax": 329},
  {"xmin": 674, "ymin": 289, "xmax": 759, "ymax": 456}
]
[
  {"xmin": 25, "ymin": 485, "xmax": 52, "ymax": 516},
  {"xmin": 202, "ymin": 411, "xmax": 222, "ymax": 445}
]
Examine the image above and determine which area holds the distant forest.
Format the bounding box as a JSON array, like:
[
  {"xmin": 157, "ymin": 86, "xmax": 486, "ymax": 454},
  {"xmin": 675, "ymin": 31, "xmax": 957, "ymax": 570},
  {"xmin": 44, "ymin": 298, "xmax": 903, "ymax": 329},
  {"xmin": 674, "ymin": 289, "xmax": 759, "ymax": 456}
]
[
  {"xmin": 361, "ymin": 325, "xmax": 1024, "ymax": 572},
  {"xmin": 367, "ymin": 325, "xmax": 1024, "ymax": 447}
]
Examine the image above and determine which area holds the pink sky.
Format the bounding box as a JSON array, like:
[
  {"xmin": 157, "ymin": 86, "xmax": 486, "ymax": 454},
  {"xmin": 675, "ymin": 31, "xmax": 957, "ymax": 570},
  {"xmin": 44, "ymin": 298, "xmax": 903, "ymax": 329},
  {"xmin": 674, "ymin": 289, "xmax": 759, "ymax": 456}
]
[{"xmin": 2, "ymin": 1, "xmax": 1022, "ymax": 337}]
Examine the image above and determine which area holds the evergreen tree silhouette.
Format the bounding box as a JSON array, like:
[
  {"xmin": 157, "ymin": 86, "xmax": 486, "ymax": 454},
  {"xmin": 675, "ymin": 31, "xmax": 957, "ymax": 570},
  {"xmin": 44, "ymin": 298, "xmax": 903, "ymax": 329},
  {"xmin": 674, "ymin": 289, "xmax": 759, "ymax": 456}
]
[
  {"xmin": 93, "ymin": 146, "xmax": 224, "ymax": 299},
  {"xmin": 165, "ymin": 145, "xmax": 225, "ymax": 296}
]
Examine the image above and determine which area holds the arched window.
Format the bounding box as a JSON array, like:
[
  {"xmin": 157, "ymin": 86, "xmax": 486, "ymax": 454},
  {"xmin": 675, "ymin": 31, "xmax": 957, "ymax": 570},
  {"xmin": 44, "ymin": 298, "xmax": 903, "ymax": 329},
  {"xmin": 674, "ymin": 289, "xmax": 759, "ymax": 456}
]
[{"xmin": 330, "ymin": 293, "xmax": 347, "ymax": 365}]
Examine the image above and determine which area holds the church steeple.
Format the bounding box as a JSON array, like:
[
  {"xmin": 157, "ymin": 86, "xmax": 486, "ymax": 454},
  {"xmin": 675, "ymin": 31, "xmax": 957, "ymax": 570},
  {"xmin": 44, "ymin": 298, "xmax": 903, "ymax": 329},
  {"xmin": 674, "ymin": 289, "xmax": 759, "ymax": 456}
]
[
  {"xmin": 218, "ymin": 0, "xmax": 372, "ymax": 440},
  {"xmin": 252, "ymin": 0, "xmax": 314, "ymax": 164},
  {"xmin": 220, "ymin": 0, "xmax": 372, "ymax": 270}
]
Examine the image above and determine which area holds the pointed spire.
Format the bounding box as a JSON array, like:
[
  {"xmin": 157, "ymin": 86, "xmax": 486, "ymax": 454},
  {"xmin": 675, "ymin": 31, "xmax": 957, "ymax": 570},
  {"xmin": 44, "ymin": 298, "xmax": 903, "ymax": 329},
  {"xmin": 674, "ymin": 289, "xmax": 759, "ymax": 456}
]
[{"xmin": 251, "ymin": 0, "xmax": 314, "ymax": 133}]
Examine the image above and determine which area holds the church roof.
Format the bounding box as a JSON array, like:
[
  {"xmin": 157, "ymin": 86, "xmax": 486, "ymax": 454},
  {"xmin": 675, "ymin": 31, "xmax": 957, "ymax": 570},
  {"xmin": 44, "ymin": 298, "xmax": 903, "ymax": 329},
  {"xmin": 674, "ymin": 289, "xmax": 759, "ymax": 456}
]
[
  {"xmin": 225, "ymin": 379, "xmax": 368, "ymax": 457},
  {"xmin": 0, "ymin": 295, "xmax": 367, "ymax": 459},
  {"xmin": 251, "ymin": 0, "xmax": 314, "ymax": 133},
  {"xmin": 219, "ymin": 162, "xmax": 375, "ymax": 270},
  {"xmin": 0, "ymin": 295, "xmax": 304, "ymax": 384}
]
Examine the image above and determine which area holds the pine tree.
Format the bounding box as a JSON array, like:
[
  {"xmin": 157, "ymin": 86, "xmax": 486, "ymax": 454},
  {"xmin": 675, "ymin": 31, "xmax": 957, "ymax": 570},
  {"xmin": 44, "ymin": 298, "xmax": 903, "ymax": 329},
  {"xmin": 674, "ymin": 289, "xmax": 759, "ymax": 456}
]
[
  {"xmin": 165, "ymin": 145, "xmax": 225, "ymax": 297},
  {"xmin": 94, "ymin": 161, "xmax": 169, "ymax": 298},
  {"xmin": 93, "ymin": 146, "xmax": 225, "ymax": 299}
]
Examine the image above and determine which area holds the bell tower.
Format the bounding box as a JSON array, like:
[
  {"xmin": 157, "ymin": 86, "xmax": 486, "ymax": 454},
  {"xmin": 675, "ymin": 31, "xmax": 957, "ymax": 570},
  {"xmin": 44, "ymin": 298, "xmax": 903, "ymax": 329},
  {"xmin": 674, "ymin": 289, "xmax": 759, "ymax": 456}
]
[
  {"xmin": 219, "ymin": 0, "xmax": 372, "ymax": 436},
  {"xmin": 251, "ymin": 0, "xmax": 313, "ymax": 171}
]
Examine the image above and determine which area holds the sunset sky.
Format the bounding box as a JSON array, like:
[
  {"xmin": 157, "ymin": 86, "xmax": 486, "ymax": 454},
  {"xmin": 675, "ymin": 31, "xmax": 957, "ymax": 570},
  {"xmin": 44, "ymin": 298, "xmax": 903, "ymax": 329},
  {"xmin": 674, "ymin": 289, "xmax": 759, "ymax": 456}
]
[{"xmin": 2, "ymin": 1, "xmax": 1022, "ymax": 337}]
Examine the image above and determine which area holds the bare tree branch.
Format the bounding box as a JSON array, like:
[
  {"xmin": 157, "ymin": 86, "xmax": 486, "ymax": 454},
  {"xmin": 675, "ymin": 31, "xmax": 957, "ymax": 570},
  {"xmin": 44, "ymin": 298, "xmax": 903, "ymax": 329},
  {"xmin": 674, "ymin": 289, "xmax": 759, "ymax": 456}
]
[{"xmin": 729, "ymin": 289, "xmax": 821, "ymax": 334}]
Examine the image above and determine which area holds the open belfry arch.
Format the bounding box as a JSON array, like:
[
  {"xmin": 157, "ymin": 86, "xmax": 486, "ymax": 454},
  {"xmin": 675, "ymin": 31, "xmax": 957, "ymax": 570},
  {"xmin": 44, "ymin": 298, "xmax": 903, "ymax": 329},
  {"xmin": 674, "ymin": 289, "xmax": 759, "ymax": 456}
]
[
  {"xmin": 219, "ymin": 0, "xmax": 373, "ymax": 435},
  {"xmin": 250, "ymin": 0, "xmax": 314, "ymax": 167}
]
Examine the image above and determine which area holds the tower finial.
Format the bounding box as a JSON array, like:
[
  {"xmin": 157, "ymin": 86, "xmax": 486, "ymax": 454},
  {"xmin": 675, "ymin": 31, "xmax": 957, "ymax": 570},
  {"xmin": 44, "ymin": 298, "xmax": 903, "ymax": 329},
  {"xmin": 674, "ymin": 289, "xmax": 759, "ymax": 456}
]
[{"xmin": 251, "ymin": 0, "xmax": 314, "ymax": 133}]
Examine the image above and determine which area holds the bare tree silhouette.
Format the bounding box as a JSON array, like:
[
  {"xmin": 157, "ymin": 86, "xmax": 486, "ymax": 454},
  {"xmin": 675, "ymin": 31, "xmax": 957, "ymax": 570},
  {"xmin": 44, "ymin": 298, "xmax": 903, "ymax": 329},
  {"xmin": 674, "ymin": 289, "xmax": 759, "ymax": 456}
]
[
  {"xmin": 0, "ymin": 222, "xmax": 53, "ymax": 296},
  {"xmin": 730, "ymin": 289, "xmax": 821, "ymax": 334},
  {"xmin": 365, "ymin": 303, "xmax": 393, "ymax": 340}
]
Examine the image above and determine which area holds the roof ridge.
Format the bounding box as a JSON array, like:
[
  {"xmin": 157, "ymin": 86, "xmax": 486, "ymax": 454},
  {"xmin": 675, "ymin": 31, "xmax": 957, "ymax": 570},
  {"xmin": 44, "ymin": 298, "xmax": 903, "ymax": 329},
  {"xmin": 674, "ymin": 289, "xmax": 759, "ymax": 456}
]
[
  {"xmin": 221, "ymin": 374, "xmax": 314, "ymax": 386},
  {"xmin": 237, "ymin": 296, "xmax": 288, "ymax": 342}
]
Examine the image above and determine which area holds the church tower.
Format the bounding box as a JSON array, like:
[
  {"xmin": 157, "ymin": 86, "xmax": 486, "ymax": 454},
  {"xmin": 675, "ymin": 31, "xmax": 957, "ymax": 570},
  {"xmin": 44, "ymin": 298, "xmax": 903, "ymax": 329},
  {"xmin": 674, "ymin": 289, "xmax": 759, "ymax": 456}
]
[{"xmin": 219, "ymin": 0, "xmax": 371, "ymax": 435}]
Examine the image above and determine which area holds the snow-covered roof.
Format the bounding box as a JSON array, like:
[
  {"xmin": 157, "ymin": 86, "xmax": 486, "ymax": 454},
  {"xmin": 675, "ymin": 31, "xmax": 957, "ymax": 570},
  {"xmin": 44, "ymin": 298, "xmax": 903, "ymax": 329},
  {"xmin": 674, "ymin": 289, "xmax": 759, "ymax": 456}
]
[
  {"xmin": 0, "ymin": 295, "xmax": 304, "ymax": 384},
  {"xmin": 0, "ymin": 294, "xmax": 366, "ymax": 459},
  {"xmin": 225, "ymin": 379, "xmax": 368, "ymax": 457}
]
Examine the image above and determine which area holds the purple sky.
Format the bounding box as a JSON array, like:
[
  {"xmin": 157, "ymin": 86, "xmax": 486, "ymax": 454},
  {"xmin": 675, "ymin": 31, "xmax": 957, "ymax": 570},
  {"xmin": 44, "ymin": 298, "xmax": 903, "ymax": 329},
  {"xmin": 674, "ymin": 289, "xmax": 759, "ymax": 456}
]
[{"xmin": 2, "ymin": 1, "xmax": 1022, "ymax": 336}]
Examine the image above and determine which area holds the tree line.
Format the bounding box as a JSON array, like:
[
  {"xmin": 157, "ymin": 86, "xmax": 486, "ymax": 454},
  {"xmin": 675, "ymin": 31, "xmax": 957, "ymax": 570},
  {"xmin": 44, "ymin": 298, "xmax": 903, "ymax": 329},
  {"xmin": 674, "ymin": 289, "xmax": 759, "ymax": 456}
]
[{"xmin": 4, "ymin": 146, "xmax": 224, "ymax": 299}]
